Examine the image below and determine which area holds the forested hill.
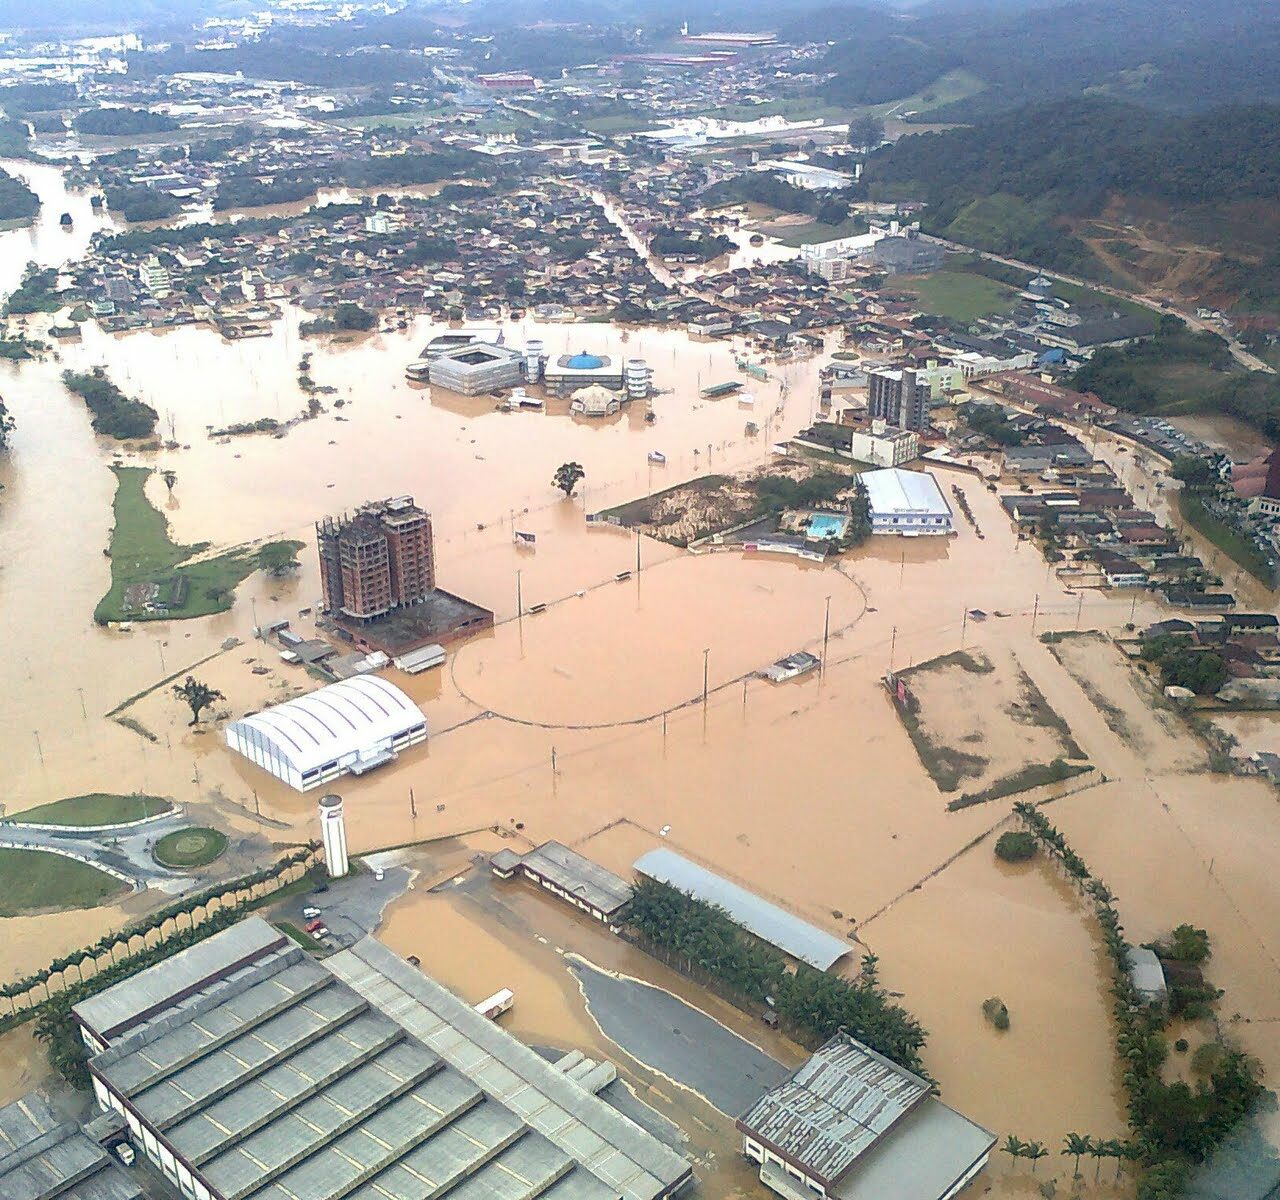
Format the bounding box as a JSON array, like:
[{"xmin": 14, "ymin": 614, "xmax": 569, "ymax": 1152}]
[
  {"xmin": 811, "ymin": 0, "xmax": 1280, "ymax": 116},
  {"xmin": 864, "ymin": 99, "xmax": 1280, "ymax": 215}
]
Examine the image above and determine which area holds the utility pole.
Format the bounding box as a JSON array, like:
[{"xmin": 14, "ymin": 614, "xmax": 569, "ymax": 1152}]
[
  {"xmin": 702, "ymin": 648, "xmax": 710, "ymax": 707},
  {"xmin": 32, "ymin": 729, "xmax": 44, "ymax": 766},
  {"xmin": 889, "ymin": 625, "xmax": 897, "ymax": 670},
  {"xmin": 960, "ymin": 606, "xmax": 968, "ymax": 647},
  {"xmin": 822, "ymin": 596, "xmax": 831, "ymax": 668},
  {"xmin": 1031, "ymin": 593, "xmax": 1040, "ymax": 634},
  {"xmin": 409, "ymin": 787, "xmax": 417, "ymax": 819},
  {"xmin": 636, "ymin": 530, "xmax": 641, "ymax": 576},
  {"xmin": 1075, "ymin": 591, "xmax": 1084, "ymax": 629},
  {"xmin": 516, "ymin": 569, "xmax": 523, "ymax": 619}
]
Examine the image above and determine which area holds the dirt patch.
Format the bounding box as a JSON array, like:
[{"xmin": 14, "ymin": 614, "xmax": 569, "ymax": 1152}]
[
  {"xmin": 892, "ymin": 646, "xmax": 1089, "ymax": 803},
  {"xmin": 603, "ymin": 456, "xmax": 859, "ymax": 548},
  {"xmin": 1046, "ymin": 632, "xmax": 1205, "ymax": 772}
]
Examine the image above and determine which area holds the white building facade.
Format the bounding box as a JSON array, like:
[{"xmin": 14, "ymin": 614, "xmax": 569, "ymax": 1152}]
[
  {"xmin": 225, "ymin": 675, "xmax": 427, "ymax": 792},
  {"xmin": 862, "ymin": 467, "xmax": 954, "ymax": 536}
]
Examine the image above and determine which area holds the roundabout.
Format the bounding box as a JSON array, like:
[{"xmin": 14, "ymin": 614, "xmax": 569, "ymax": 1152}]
[{"xmin": 152, "ymin": 827, "xmax": 228, "ymax": 870}]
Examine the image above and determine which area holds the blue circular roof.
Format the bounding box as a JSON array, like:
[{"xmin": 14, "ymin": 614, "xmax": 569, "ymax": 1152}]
[{"xmin": 566, "ymin": 351, "xmax": 605, "ymax": 370}]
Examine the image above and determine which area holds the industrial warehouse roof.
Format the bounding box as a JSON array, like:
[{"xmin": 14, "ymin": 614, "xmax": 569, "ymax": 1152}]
[
  {"xmin": 632, "ymin": 849, "xmax": 851, "ymax": 970},
  {"xmin": 226, "ymin": 675, "xmax": 426, "ymax": 776},
  {"xmin": 86, "ymin": 923, "xmax": 690, "ymax": 1200},
  {"xmin": 860, "ymin": 468, "xmax": 952, "ymax": 518},
  {"xmin": 0, "ymin": 1092, "xmax": 142, "ymax": 1200},
  {"xmin": 73, "ymin": 915, "xmax": 288, "ymax": 1041},
  {"xmin": 498, "ymin": 841, "xmax": 634, "ymax": 915},
  {"xmin": 738, "ymin": 1034, "xmax": 995, "ymax": 1200}
]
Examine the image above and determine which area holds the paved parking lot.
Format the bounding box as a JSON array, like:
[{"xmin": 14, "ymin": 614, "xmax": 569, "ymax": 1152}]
[
  {"xmin": 570, "ymin": 960, "xmax": 789, "ymax": 1118},
  {"xmin": 280, "ymin": 862, "xmax": 412, "ymax": 948}
]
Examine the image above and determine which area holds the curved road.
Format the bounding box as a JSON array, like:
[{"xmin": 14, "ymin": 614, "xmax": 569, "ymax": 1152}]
[{"xmin": 0, "ymin": 812, "xmax": 195, "ymax": 892}]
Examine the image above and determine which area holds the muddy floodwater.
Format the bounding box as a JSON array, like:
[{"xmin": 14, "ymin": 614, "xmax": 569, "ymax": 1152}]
[{"xmin": 2, "ymin": 162, "xmax": 1279, "ymax": 1194}]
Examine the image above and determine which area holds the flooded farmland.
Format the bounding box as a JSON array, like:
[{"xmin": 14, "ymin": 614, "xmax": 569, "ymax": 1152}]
[{"xmin": 1, "ymin": 160, "xmax": 1279, "ymax": 1199}]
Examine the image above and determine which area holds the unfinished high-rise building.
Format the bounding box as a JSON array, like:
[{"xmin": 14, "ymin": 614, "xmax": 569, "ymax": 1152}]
[{"xmin": 317, "ymin": 496, "xmax": 436, "ymax": 621}]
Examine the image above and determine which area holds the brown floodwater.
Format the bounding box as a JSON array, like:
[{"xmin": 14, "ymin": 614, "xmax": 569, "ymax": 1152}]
[{"xmin": 2, "ymin": 164, "xmax": 1279, "ymax": 1175}]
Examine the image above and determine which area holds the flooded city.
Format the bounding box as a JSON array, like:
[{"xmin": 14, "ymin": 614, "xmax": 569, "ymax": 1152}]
[{"xmin": 1, "ymin": 37, "xmax": 1278, "ymax": 1200}]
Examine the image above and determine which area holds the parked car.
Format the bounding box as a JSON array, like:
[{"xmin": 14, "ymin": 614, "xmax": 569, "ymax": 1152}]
[
  {"xmin": 115, "ymin": 1143, "xmax": 135, "ymax": 1166},
  {"xmin": 305, "ymin": 919, "xmax": 326, "ymax": 934},
  {"xmin": 302, "ymin": 906, "xmax": 321, "ymax": 919}
]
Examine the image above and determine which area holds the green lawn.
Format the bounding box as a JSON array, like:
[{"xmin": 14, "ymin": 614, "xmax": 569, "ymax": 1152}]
[
  {"xmin": 278, "ymin": 921, "xmax": 326, "ymax": 953},
  {"xmin": 95, "ymin": 466, "xmax": 303, "ymax": 623},
  {"xmin": 582, "ymin": 112, "xmax": 654, "ymax": 135},
  {"xmin": 153, "ymin": 827, "xmax": 228, "ymax": 869},
  {"xmin": 14, "ymin": 792, "xmax": 171, "ymax": 827},
  {"xmin": 0, "ymin": 848, "xmax": 126, "ymax": 915},
  {"xmin": 772, "ymin": 215, "xmax": 872, "ymax": 248},
  {"xmin": 897, "ymin": 270, "xmax": 1021, "ymax": 322}
]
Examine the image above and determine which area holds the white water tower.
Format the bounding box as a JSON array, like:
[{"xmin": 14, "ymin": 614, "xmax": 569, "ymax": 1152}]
[
  {"xmin": 318, "ymin": 793, "xmax": 349, "ymax": 878},
  {"xmin": 625, "ymin": 358, "xmax": 652, "ymax": 401},
  {"xmin": 523, "ymin": 338, "xmax": 545, "ymax": 383}
]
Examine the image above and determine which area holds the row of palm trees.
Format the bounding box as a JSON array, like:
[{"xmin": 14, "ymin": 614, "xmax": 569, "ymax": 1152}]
[
  {"xmin": 0, "ymin": 844, "xmax": 320, "ymax": 1021},
  {"xmin": 1010, "ymin": 803, "xmax": 1264, "ymax": 1198},
  {"xmin": 1003, "ymin": 1133, "xmax": 1138, "ymax": 1181}
]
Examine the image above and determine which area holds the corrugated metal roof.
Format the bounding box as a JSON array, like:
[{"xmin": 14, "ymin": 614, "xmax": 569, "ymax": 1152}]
[
  {"xmin": 73, "ymin": 915, "xmax": 287, "ymax": 1040},
  {"xmin": 510, "ymin": 841, "xmax": 633, "ymax": 914},
  {"xmin": 632, "ymin": 848, "xmax": 851, "ymax": 971},
  {"xmin": 738, "ymin": 1035, "xmax": 929, "ymax": 1186}
]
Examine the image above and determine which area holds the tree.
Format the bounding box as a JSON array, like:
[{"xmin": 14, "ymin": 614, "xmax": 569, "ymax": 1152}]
[
  {"xmin": 257, "ymin": 541, "xmax": 301, "ymax": 577},
  {"xmin": 847, "ymin": 114, "xmax": 885, "ymax": 153},
  {"xmin": 1163, "ymin": 923, "xmax": 1211, "ymax": 963},
  {"xmin": 552, "ymin": 461, "xmax": 585, "ymax": 498},
  {"xmin": 0, "ymin": 396, "xmax": 13, "ymax": 450},
  {"xmin": 1001, "ymin": 1135, "xmax": 1027, "ymax": 1167},
  {"xmin": 995, "ymin": 830, "xmax": 1037, "ymax": 862},
  {"xmin": 1024, "ymin": 1142, "xmax": 1049, "ymax": 1173},
  {"xmin": 1171, "ymin": 455, "xmax": 1216, "ymax": 487},
  {"xmin": 1063, "ymin": 1132, "xmax": 1093, "ymax": 1177},
  {"xmin": 173, "ymin": 675, "xmax": 224, "ymax": 725},
  {"xmin": 161, "ymin": 469, "xmax": 177, "ymax": 494}
]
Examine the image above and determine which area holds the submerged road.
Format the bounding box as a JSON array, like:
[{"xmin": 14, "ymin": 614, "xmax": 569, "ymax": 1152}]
[{"xmin": 570, "ymin": 959, "xmax": 789, "ymax": 1117}]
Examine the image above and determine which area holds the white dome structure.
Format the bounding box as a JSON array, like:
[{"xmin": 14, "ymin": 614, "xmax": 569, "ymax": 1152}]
[{"xmin": 225, "ymin": 675, "xmax": 427, "ymax": 792}]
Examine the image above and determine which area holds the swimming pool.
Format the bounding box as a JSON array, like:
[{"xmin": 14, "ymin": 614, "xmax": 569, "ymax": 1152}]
[{"xmin": 807, "ymin": 513, "xmax": 848, "ymax": 539}]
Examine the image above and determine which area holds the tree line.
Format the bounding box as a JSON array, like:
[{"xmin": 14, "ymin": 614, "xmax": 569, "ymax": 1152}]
[
  {"xmin": 63, "ymin": 368, "xmax": 158, "ymax": 440},
  {"xmin": 1011, "ymin": 802, "xmax": 1265, "ymax": 1198},
  {"xmin": 1, "ymin": 844, "xmax": 319, "ymax": 1040},
  {"xmin": 0, "ymin": 167, "xmax": 39, "ymax": 223},
  {"xmin": 626, "ymin": 876, "xmax": 928, "ymax": 1075}
]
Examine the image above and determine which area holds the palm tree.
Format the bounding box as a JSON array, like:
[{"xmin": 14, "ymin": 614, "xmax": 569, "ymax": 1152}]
[
  {"xmin": 1063, "ymin": 1132, "xmax": 1092, "ymax": 1178},
  {"xmin": 1001, "ymin": 1135, "xmax": 1027, "ymax": 1168},
  {"xmin": 1025, "ymin": 1142, "xmax": 1050, "ymax": 1173}
]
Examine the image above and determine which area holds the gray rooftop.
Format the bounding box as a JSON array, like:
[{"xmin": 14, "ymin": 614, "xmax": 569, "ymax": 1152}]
[
  {"xmin": 500, "ymin": 841, "xmax": 634, "ymax": 915},
  {"xmin": 1128, "ymin": 947, "xmax": 1168, "ymax": 1002},
  {"xmin": 74, "ymin": 915, "xmax": 288, "ymax": 1041},
  {"xmin": 0, "ymin": 1092, "xmax": 142, "ymax": 1200},
  {"xmin": 633, "ymin": 849, "xmax": 851, "ymax": 971},
  {"xmin": 739, "ymin": 1035, "xmax": 994, "ymax": 1198},
  {"xmin": 86, "ymin": 923, "xmax": 691, "ymax": 1200}
]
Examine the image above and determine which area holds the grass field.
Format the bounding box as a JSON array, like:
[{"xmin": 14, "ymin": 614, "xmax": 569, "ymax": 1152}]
[
  {"xmin": 772, "ymin": 215, "xmax": 871, "ymax": 248},
  {"xmin": 0, "ymin": 848, "xmax": 125, "ymax": 915},
  {"xmin": 96, "ymin": 466, "xmax": 302, "ymax": 624},
  {"xmin": 14, "ymin": 792, "xmax": 171, "ymax": 827},
  {"xmin": 897, "ymin": 269, "xmax": 1021, "ymax": 322},
  {"xmin": 278, "ymin": 921, "xmax": 326, "ymax": 953},
  {"xmin": 152, "ymin": 827, "xmax": 228, "ymax": 869},
  {"xmin": 1178, "ymin": 491, "xmax": 1276, "ymax": 587}
]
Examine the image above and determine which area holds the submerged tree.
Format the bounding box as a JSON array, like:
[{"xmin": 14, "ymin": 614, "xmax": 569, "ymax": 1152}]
[
  {"xmin": 552, "ymin": 461, "xmax": 585, "ymax": 498},
  {"xmin": 173, "ymin": 675, "xmax": 224, "ymax": 725},
  {"xmin": 0, "ymin": 395, "xmax": 13, "ymax": 450},
  {"xmin": 161, "ymin": 468, "xmax": 177, "ymax": 494}
]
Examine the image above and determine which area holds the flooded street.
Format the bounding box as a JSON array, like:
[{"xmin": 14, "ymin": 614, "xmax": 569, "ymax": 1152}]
[{"xmin": 2, "ymin": 160, "xmax": 1279, "ymax": 1190}]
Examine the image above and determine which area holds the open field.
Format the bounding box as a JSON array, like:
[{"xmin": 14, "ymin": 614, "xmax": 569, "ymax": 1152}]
[
  {"xmin": 13, "ymin": 791, "xmax": 171, "ymax": 825},
  {"xmin": 152, "ymin": 826, "xmax": 227, "ymax": 868},
  {"xmin": 896, "ymin": 269, "xmax": 1021, "ymax": 322},
  {"xmin": 0, "ymin": 847, "xmax": 126, "ymax": 915},
  {"xmin": 96, "ymin": 465, "xmax": 303, "ymax": 623},
  {"xmin": 895, "ymin": 646, "xmax": 1089, "ymax": 804},
  {"xmin": 1045, "ymin": 631, "xmax": 1205, "ymax": 770}
]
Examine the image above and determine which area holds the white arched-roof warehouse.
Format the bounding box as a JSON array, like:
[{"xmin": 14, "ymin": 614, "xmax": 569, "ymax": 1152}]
[{"xmin": 225, "ymin": 676, "xmax": 427, "ymax": 792}]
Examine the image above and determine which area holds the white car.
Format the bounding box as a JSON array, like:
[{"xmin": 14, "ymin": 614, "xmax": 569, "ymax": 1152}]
[
  {"xmin": 115, "ymin": 1143, "xmax": 136, "ymax": 1167},
  {"xmin": 373, "ymin": 868, "xmax": 384, "ymax": 882},
  {"xmin": 302, "ymin": 906, "xmax": 321, "ymax": 919}
]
